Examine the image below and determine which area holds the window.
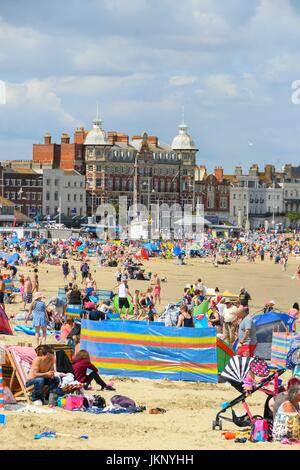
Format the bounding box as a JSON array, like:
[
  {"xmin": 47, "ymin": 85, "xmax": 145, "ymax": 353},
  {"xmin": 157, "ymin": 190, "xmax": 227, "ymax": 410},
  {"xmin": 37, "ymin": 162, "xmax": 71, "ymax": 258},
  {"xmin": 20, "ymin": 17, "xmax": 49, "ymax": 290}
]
[
  {"xmin": 67, "ymin": 194, "xmax": 70, "ymax": 202},
  {"xmin": 74, "ymin": 182, "xmax": 77, "ymax": 188},
  {"xmin": 46, "ymin": 206, "xmax": 50, "ymax": 215},
  {"xmin": 25, "ymin": 179, "xmax": 30, "ymax": 187},
  {"xmin": 38, "ymin": 193, "xmax": 42, "ymax": 201},
  {"xmin": 74, "ymin": 194, "xmax": 77, "ymax": 202},
  {"xmin": 4, "ymin": 179, "xmax": 9, "ymax": 186},
  {"xmin": 67, "ymin": 181, "xmax": 71, "ymax": 187},
  {"xmin": 32, "ymin": 193, "xmax": 36, "ymax": 201},
  {"xmin": 11, "ymin": 179, "xmax": 15, "ymax": 186},
  {"xmin": 26, "ymin": 192, "xmax": 30, "ymax": 200},
  {"xmin": 80, "ymin": 194, "xmax": 83, "ymax": 202},
  {"xmin": 54, "ymin": 179, "xmax": 59, "ymax": 186},
  {"xmin": 233, "ymin": 194, "xmax": 236, "ymax": 199},
  {"xmin": 54, "ymin": 192, "xmax": 58, "ymax": 201},
  {"xmin": 80, "ymin": 182, "xmax": 83, "ymax": 188},
  {"xmin": 16, "ymin": 179, "xmax": 21, "ymax": 186},
  {"xmin": 10, "ymin": 192, "xmax": 15, "ymax": 200},
  {"xmin": 233, "ymin": 206, "xmax": 236, "ymax": 216},
  {"xmin": 80, "ymin": 208, "xmax": 83, "ymax": 216}
]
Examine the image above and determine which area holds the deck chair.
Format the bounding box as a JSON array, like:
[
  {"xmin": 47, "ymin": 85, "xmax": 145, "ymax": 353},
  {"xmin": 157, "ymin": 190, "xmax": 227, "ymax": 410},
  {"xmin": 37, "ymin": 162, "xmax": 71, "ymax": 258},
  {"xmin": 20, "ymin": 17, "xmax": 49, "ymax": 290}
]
[{"xmin": 3, "ymin": 346, "xmax": 36, "ymax": 403}]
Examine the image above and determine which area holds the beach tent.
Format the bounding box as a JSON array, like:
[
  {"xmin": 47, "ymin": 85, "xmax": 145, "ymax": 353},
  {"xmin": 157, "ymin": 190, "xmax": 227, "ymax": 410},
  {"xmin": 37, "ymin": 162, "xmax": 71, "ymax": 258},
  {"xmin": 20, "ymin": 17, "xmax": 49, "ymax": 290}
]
[
  {"xmin": 135, "ymin": 249, "xmax": 149, "ymax": 260},
  {"xmin": 7, "ymin": 253, "xmax": 20, "ymax": 265},
  {"xmin": 253, "ymin": 312, "xmax": 295, "ymax": 360},
  {"xmin": 143, "ymin": 242, "xmax": 160, "ymax": 253},
  {"xmin": 0, "ymin": 306, "xmax": 13, "ymax": 335},
  {"xmin": 173, "ymin": 246, "xmax": 182, "ymax": 256}
]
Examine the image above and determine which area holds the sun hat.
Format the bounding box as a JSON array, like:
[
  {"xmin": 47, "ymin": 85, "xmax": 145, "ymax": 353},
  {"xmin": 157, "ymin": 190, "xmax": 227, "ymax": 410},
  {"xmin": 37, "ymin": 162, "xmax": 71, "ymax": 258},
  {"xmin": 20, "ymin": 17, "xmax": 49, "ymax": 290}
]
[
  {"xmin": 249, "ymin": 357, "xmax": 269, "ymax": 377},
  {"xmin": 32, "ymin": 292, "xmax": 45, "ymax": 302}
]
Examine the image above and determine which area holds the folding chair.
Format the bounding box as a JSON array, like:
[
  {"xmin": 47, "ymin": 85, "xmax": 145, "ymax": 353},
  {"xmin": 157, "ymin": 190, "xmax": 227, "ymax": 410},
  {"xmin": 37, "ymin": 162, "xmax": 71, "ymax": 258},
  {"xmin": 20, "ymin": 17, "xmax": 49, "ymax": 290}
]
[{"xmin": 3, "ymin": 346, "xmax": 36, "ymax": 403}]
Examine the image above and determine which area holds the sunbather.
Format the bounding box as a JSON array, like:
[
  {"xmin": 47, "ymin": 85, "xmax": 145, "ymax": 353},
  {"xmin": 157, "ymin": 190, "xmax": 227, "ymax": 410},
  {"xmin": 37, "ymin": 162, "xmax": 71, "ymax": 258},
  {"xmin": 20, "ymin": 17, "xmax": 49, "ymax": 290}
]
[{"xmin": 26, "ymin": 345, "xmax": 59, "ymax": 405}]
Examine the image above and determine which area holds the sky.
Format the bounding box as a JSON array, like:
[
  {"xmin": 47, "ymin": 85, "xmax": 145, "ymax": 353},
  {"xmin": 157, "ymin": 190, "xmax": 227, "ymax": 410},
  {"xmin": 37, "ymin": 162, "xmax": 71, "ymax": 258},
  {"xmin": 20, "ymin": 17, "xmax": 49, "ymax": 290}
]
[{"xmin": 1, "ymin": 0, "xmax": 300, "ymax": 171}]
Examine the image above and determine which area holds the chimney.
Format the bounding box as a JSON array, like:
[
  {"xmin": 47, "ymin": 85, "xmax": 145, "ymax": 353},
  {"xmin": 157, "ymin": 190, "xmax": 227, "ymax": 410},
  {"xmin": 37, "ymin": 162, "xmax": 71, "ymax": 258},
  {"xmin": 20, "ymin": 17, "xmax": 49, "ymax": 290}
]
[
  {"xmin": 44, "ymin": 133, "xmax": 51, "ymax": 145},
  {"xmin": 264, "ymin": 164, "xmax": 274, "ymax": 180},
  {"xmin": 74, "ymin": 128, "xmax": 87, "ymax": 144},
  {"xmin": 249, "ymin": 164, "xmax": 259, "ymax": 176},
  {"xmin": 116, "ymin": 133, "xmax": 129, "ymax": 145},
  {"xmin": 148, "ymin": 136, "xmax": 158, "ymax": 145},
  {"xmin": 214, "ymin": 166, "xmax": 224, "ymax": 182},
  {"xmin": 107, "ymin": 131, "xmax": 118, "ymax": 145},
  {"xmin": 61, "ymin": 133, "xmax": 70, "ymax": 144},
  {"xmin": 235, "ymin": 166, "xmax": 243, "ymax": 176}
]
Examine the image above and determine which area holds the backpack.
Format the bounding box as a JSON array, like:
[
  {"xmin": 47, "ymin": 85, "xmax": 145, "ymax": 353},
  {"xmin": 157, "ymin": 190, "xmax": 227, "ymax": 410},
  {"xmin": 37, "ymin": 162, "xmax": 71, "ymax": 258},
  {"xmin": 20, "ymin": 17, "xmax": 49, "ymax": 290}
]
[
  {"xmin": 111, "ymin": 395, "xmax": 136, "ymax": 408},
  {"xmin": 250, "ymin": 418, "xmax": 272, "ymax": 442}
]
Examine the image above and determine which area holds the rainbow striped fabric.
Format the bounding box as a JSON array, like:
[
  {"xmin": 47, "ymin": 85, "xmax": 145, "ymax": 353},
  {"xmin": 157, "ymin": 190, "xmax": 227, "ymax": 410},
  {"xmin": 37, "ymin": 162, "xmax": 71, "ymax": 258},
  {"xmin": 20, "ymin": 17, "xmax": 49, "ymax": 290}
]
[
  {"xmin": 271, "ymin": 332, "xmax": 296, "ymax": 369},
  {"xmin": 80, "ymin": 320, "xmax": 218, "ymax": 383}
]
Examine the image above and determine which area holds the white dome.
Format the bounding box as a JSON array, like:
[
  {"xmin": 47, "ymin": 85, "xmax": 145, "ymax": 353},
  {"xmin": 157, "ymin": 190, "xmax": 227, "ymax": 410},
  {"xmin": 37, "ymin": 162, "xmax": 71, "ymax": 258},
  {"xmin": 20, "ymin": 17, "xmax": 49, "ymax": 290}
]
[
  {"xmin": 171, "ymin": 123, "xmax": 196, "ymax": 150},
  {"xmin": 84, "ymin": 118, "xmax": 108, "ymax": 146}
]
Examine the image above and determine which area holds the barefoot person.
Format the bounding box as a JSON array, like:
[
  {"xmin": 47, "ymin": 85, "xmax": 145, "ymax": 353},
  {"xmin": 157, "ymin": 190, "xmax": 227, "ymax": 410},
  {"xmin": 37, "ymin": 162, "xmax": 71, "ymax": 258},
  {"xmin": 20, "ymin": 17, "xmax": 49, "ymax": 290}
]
[
  {"xmin": 25, "ymin": 292, "xmax": 48, "ymax": 346},
  {"xmin": 151, "ymin": 273, "xmax": 161, "ymax": 305},
  {"xmin": 23, "ymin": 276, "xmax": 33, "ymax": 309},
  {"xmin": 25, "ymin": 345, "xmax": 59, "ymax": 405}
]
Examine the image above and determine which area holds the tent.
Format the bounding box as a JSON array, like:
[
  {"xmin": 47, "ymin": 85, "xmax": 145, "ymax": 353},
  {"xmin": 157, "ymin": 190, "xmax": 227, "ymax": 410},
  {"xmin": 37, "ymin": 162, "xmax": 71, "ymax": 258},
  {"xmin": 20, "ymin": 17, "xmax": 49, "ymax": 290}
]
[
  {"xmin": 143, "ymin": 242, "xmax": 160, "ymax": 253},
  {"xmin": 135, "ymin": 249, "xmax": 149, "ymax": 260},
  {"xmin": 253, "ymin": 312, "xmax": 295, "ymax": 360},
  {"xmin": 173, "ymin": 246, "xmax": 182, "ymax": 257},
  {"xmin": 0, "ymin": 306, "xmax": 13, "ymax": 335}
]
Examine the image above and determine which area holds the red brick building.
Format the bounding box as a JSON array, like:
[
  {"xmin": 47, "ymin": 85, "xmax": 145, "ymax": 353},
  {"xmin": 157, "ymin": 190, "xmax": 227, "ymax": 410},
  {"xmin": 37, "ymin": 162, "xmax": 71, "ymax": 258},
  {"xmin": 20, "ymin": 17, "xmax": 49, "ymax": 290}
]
[
  {"xmin": 33, "ymin": 129, "xmax": 86, "ymax": 172},
  {"xmin": 195, "ymin": 166, "xmax": 230, "ymax": 221}
]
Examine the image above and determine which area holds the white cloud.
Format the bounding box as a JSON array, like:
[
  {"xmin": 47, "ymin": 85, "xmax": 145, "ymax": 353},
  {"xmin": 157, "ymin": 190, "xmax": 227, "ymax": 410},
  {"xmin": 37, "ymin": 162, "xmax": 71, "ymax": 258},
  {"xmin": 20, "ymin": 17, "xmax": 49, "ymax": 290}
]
[
  {"xmin": 169, "ymin": 75, "xmax": 198, "ymax": 87},
  {"xmin": 204, "ymin": 74, "xmax": 239, "ymax": 98}
]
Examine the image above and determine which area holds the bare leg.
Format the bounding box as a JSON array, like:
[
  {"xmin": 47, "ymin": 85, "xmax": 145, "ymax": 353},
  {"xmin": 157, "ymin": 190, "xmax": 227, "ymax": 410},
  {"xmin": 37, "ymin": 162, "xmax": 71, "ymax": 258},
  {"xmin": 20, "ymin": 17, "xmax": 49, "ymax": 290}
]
[
  {"xmin": 35, "ymin": 326, "xmax": 41, "ymax": 346},
  {"xmin": 42, "ymin": 327, "xmax": 47, "ymax": 344}
]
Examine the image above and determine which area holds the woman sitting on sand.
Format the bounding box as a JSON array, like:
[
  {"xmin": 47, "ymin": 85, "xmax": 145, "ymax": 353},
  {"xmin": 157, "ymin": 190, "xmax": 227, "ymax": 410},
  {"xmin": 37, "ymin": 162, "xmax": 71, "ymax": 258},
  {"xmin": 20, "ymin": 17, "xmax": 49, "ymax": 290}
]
[
  {"xmin": 288, "ymin": 303, "xmax": 300, "ymax": 332},
  {"xmin": 72, "ymin": 350, "xmax": 115, "ymax": 391},
  {"xmin": 272, "ymin": 382, "xmax": 300, "ymax": 442}
]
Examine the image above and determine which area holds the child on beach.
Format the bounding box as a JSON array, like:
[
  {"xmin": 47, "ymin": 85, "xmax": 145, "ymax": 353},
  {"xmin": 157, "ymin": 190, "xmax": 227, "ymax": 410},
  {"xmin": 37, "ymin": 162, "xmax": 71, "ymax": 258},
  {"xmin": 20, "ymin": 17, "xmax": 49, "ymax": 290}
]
[
  {"xmin": 133, "ymin": 290, "xmax": 141, "ymax": 318},
  {"xmin": 70, "ymin": 265, "xmax": 77, "ymax": 282}
]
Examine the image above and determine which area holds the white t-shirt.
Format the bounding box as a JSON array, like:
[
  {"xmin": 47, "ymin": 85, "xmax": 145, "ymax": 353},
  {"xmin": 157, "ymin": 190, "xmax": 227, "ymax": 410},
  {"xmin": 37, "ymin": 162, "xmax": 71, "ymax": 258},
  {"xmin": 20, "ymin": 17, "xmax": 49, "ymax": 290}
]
[
  {"xmin": 223, "ymin": 305, "xmax": 238, "ymax": 323},
  {"xmin": 118, "ymin": 283, "xmax": 127, "ymax": 298},
  {"xmin": 217, "ymin": 303, "xmax": 225, "ymax": 319}
]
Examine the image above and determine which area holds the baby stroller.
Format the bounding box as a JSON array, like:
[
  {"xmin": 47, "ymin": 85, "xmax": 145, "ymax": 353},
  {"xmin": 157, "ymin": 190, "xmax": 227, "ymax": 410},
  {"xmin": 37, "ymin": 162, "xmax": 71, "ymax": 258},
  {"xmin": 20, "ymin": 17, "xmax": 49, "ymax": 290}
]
[{"xmin": 212, "ymin": 356, "xmax": 285, "ymax": 430}]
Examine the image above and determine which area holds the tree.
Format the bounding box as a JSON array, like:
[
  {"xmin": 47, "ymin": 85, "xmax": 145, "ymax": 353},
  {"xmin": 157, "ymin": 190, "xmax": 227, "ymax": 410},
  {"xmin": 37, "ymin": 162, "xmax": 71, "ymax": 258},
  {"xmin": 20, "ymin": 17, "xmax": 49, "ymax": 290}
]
[{"xmin": 287, "ymin": 211, "xmax": 300, "ymax": 228}]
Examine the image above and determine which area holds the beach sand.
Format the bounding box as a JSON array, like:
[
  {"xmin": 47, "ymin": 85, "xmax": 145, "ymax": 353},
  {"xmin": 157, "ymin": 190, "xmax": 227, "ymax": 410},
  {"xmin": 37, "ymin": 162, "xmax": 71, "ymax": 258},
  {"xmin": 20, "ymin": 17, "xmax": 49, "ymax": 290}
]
[{"xmin": 1, "ymin": 254, "xmax": 299, "ymax": 450}]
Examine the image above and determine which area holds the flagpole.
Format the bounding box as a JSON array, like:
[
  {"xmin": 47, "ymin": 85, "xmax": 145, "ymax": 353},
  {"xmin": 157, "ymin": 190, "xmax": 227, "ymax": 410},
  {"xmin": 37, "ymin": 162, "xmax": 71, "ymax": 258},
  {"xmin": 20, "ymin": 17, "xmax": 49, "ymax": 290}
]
[{"xmin": 59, "ymin": 196, "xmax": 61, "ymax": 225}]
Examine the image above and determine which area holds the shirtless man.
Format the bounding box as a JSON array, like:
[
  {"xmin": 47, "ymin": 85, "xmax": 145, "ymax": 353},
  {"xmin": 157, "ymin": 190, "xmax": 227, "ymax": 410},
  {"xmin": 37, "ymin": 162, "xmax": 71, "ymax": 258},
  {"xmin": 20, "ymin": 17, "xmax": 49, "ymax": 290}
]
[
  {"xmin": 0, "ymin": 275, "xmax": 6, "ymax": 312},
  {"xmin": 26, "ymin": 345, "xmax": 59, "ymax": 405},
  {"xmin": 23, "ymin": 276, "xmax": 33, "ymax": 309}
]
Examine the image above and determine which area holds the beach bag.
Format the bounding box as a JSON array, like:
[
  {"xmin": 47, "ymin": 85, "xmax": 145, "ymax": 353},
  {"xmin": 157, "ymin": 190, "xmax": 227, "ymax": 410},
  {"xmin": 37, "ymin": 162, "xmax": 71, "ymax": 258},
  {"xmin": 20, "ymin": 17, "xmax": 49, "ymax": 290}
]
[
  {"xmin": 250, "ymin": 418, "xmax": 272, "ymax": 442},
  {"xmin": 84, "ymin": 301, "xmax": 96, "ymax": 309},
  {"xmin": 271, "ymin": 332, "xmax": 296, "ymax": 369},
  {"xmin": 65, "ymin": 395, "xmax": 84, "ymax": 410},
  {"xmin": 111, "ymin": 395, "xmax": 136, "ymax": 408}
]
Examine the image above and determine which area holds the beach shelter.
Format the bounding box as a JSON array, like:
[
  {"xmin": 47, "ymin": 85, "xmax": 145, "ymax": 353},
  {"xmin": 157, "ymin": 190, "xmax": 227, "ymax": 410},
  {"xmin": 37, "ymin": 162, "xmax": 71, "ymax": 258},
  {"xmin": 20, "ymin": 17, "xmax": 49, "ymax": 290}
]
[
  {"xmin": 0, "ymin": 307, "xmax": 13, "ymax": 335},
  {"xmin": 135, "ymin": 249, "xmax": 149, "ymax": 260},
  {"xmin": 220, "ymin": 290, "xmax": 239, "ymax": 300},
  {"xmin": 253, "ymin": 312, "xmax": 295, "ymax": 360},
  {"xmin": 173, "ymin": 246, "xmax": 182, "ymax": 257}
]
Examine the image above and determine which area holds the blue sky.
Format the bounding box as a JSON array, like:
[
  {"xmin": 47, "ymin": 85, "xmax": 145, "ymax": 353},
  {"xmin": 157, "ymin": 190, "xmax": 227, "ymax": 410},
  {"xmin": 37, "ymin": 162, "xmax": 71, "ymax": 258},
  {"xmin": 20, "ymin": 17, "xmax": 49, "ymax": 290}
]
[{"xmin": 1, "ymin": 0, "xmax": 300, "ymax": 171}]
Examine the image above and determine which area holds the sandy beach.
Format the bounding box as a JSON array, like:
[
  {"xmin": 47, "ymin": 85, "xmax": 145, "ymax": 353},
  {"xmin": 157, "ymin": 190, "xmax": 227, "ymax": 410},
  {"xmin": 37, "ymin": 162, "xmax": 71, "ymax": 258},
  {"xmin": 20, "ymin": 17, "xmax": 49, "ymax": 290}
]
[{"xmin": 1, "ymin": 254, "xmax": 299, "ymax": 450}]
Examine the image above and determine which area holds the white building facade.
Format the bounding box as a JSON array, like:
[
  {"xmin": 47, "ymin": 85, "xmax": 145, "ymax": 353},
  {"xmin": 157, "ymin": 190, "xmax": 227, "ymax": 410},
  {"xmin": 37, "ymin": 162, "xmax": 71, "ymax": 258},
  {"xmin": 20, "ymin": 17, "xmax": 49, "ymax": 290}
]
[
  {"xmin": 230, "ymin": 175, "xmax": 284, "ymax": 229},
  {"xmin": 42, "ymin": 169, "xmax": 86, "ymax": 218}
]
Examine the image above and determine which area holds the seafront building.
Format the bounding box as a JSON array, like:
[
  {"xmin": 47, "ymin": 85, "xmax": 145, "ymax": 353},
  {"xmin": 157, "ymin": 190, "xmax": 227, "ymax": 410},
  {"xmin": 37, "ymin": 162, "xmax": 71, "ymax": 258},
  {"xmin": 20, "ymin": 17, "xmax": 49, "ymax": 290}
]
[{"xmin": 0, "ymin": 114, "xmax": 299, "ymax": 228}]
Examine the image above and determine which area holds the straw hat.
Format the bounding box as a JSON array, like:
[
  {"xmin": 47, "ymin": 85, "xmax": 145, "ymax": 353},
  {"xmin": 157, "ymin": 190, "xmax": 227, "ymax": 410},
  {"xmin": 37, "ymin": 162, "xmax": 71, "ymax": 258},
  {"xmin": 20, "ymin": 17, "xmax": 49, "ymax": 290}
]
[{"xmin": 32, "ymin": 292, "xmax": 45, "ymax": 302}]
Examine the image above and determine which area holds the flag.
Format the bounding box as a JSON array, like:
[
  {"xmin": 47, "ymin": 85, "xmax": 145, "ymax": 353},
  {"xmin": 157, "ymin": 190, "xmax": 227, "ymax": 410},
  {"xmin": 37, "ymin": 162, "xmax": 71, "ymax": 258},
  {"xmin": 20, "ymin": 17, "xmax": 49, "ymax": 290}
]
[{"xmin": 12, "ymin": 210, "xmax": 17, "ymax": 228}]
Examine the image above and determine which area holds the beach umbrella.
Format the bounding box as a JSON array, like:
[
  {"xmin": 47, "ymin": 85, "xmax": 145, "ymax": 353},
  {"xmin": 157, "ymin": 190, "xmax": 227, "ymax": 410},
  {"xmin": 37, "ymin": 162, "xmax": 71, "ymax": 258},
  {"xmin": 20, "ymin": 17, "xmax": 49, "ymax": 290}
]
[{"xmin": 221, "ymin": 356, "xmax": 253, "ymax": 384}]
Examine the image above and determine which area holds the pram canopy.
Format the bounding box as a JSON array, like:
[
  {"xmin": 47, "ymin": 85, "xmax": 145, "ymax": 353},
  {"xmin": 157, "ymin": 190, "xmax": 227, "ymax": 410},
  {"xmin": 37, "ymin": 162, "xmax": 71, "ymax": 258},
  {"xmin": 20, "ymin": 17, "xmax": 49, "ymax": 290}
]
[{"xmin": 221, "ymin": 356, "xmax": 253, "ymax": 385}]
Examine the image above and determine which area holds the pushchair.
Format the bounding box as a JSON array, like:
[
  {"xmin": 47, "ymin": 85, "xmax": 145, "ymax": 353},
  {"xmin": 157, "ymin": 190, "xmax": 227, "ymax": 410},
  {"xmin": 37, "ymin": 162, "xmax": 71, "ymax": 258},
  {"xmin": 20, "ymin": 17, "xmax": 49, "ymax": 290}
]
[{"xmin": 212, "ymin": 356, "xmax": 285, "ymax": 430}]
